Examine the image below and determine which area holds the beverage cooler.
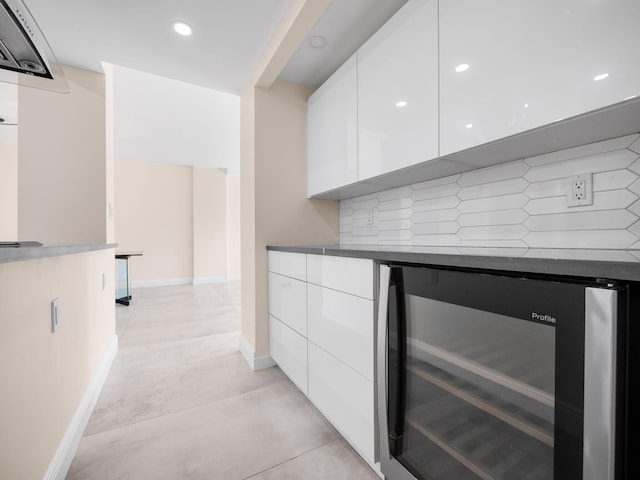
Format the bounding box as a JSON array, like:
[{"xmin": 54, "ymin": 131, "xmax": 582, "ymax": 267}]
[{"xmin": 377, "ymin": 263, "xmax": 638, "ymax": 480}]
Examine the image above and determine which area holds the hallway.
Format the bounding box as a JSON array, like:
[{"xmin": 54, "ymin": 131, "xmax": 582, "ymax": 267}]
[{"xmin": 66, "ymin": 282, "xmax": 379, "ymax": 479}]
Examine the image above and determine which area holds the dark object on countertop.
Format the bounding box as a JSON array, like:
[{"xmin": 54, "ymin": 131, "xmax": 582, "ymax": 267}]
[{"xmin": 0, "ymin": 241, "xmax": 43, "ymax": 248}]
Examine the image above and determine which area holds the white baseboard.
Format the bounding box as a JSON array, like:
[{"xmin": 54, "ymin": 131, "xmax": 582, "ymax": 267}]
[
  {"xmin": 193, "ymin": 276, "xmax": 230, "ymax": 285},
  {"xmin": 239, "ymin": 334, "xmax": 275, "ymax": 371},
  {"xmin": 43, "ymin": 335, "xmax": 118, "ymax": 480},
  {"xmin": 132, "ymin": 276, "xmax": 241, "ymax": 288},
  {"xmin": 131, "ymin": 277, "xmax": 193, "ymax": 288},
  {"xmin": 254, "ymin": 353, "xmax": 276, "ymax": 370}
]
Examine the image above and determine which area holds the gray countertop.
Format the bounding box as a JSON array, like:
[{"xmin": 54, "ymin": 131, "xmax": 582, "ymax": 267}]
[
  {"xmin": 267, "ymin": 244, "xmax": 640, "ymax": 282},
  {"xmin": 0, "ymin": 243, "xmax": 118, "ymax": 264}
]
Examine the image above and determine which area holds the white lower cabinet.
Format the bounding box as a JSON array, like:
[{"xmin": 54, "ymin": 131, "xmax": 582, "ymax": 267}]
[
  {"xmin": 268, "ymin": 251, "xmax": 377, "ymax": 470},
  {"xmin": 269, "ymin": 315, "xmax": 308, "ymax": 394},
  {"xmin": 308, "ymin": 342, "xmax": 376, "ymax": 465},
  {"xmin": 268, "ymin": 272, "xmax": 307, "ymax": 336},
  {"xmin": 307, "ymin": 283, "xmax": 374, "ymax": 381},
  {"xmin": 307, "ymin": 254, "xmax": 374, "ymax": 300}
]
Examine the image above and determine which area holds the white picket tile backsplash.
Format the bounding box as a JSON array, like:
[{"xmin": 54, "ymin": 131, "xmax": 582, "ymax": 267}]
[{"xmin": 340, "ymin": 134, "xmax": 640, "ymax": 251}]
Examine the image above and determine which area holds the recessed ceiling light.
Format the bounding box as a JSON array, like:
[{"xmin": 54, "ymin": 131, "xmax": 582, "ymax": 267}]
[
  {"xmin": 173, "ymin": 21, "xmax": 192, "ymax": 36},
  {"xmin": 593, "ymin": 73, "xmax": 608, "ymax": 81},
  {"xmin": 465, "ymin": 123, "xmax": 473, "ymax": 129},
  {"xmin": 395, "ymin": 101, "xmax": 408, "ymax": 107},
  {"xmin": 308, "ymin": 35, "xmax": 327, "ymax": 49},
  {"xmin": 524, "ymin": 103, "xmax": 529, "ymax": 108},
  {"xmin": 455, "ymin": 64, "xmax": 470, "ymax": 73}
]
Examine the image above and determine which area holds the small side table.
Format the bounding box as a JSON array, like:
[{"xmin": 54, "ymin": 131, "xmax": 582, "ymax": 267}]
[{"xmin": 116, "ymin": 251, "xmax": 143, "ymax": 306}]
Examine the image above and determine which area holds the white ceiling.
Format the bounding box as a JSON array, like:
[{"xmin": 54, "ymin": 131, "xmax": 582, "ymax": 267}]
[
  {"xmin": 280, "ymin": 0, "xmax": 407, "ymax": 88},
  {"xmin": 1, "ymin": 0, "xmax": 407, "ymax": 140},
  {"xmin": 23, "ymin": 0, "xmax": 406, "ymax": 93},
  {"xmin": 24, "ymin": 0, "xmax": 292, "ymax": 94}
]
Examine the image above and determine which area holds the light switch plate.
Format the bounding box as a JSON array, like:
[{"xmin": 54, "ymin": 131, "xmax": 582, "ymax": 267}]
[{"xmin": 51, "ymin": 298, "xmax": 60, "ymax": 333}]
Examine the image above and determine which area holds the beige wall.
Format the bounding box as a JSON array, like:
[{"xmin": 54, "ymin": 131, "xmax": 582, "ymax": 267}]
[
  {"xmin": 115, "ymin": 158, "xmax": 194, "ymax": 283},
  {"xmin": 18, "ymin": 66, "xmax": 108, "ymax": 244},
  {"xmin": 115, "ymin": 158, "xmax": 238, "ymax": 284},
  {"xmin": 193, "ymin": 166, "xmax": 228, "ymax": 281},
  {"xmin": 248, "ymin": 81, "xmax": 340, "ymax": 357},
  {"xmin": 241, "ymin": 1, "xmax": 340, "ymax": 360},
  {"xmin": 0, "ymin": 144, "xmax": 18, "ymax": 240},
  {"xmin": 104, "ymin": 63, "xmax": 116, "ymax": 244},
  {"xmin": 241, "ymin": 86, "xmax": 257, "ymax": 349},
  {"xmin": 226, "ymin": 174, "xmax": 241, "ymax": 278},
  {"xmin": 0, "ymin": 249, "xmax": 116, "ymax": 479}
]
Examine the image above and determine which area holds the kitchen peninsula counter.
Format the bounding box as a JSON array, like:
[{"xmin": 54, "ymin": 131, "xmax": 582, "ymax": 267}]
[
  {"xmin": 267, "ymin": 244, "xmax": 640, "ymax": 283},
  {"xmin": 0, "ymin": 243, "xmax": 118, "ymax": 264}
]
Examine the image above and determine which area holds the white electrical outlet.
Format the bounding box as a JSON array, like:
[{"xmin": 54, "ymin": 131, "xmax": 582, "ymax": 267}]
[
  {"xmin": 567, "ymin": 174, "xmax": 593, "ymax": 207},
  {"xmin": 51, "ymin": 298, "xmax": 61, "ymax": 333}
]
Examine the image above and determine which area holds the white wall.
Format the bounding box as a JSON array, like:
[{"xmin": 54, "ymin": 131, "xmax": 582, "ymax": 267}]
[{"xmin": 113, "ymin": 65, "xmax": 241, "ymax": 174}]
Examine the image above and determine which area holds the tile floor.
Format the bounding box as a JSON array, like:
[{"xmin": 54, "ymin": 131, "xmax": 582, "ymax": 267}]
[{"xmin": 67, "ymin": 282, "xmax": 381, "ymax": 480}]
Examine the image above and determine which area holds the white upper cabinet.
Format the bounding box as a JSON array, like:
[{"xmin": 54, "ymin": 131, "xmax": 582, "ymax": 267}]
[
  {"xmin": 357, "ymin": 0, "xmax": 439, "ymax": 181},
  {"xmin": 307, "ymin": 54, "xmax": 358, "ymax": 197},
  {"xmin": 439, "ymin": 0, "xmax": 640, "ymax": 157}
]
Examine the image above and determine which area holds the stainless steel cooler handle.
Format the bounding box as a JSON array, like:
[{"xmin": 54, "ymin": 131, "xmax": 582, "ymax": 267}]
[
  {"xmin": 377, "ymin": 264, "xmax": 392, "ymax": 463},
  {"xmin": 583, "ymin": 287, "xmax": 617, "ymax": 480}
]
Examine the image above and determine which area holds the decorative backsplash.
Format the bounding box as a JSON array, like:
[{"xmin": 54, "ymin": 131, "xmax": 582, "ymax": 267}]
[{"xmin": 340, "ymin": 134, "xmax": 640, "ymax": 254}]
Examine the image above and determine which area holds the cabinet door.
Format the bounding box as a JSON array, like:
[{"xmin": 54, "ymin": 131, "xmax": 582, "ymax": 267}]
[
  {"xmin": 308, "ymin": 343, "xmax": 375, "ymax": 464},
  {"xmin": 306, "ymin": 254, "xmax": 374, "ymax": 300},
  {"xmin": 307, "ymin": 54, "xmax": 358, "ymax": 197},
  {"xmin": 439, "ymin": 0, "xmax": 640, "ymax": 157},
  {"xmin": 268, "ymin": 272, "xmax": 307, "ymax": 336},
  {"xmin": 268, "ymin": 251, "xmax": 306, "ymax": 282},
  {"xmin": 307, "ymin": 284, "xmax": 374, "ymax": 381},
  {"xmin": 269, "ymin": 315, "xmax": 308, "ymax": 394},
  {"xmin": 357, "ymin": 0, "xmax": 439, "ymax": 181}
]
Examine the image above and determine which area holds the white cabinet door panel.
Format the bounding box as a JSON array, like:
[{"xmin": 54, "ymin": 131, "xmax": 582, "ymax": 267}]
[
  {"xmin": 269, "ymin": 315, "xmax": 308, "ymax": 395},
  {"xmin": 306, "ymin": 254, "xmax": 374, "ymax": 300},
  {"xmin": 268, "ymin": 272, "xmax": 307, "ymax": 336},
  {"xmin": 307, "ymin": 54, "xmax": 358, "ymax": 197},
  {"xmin": 439, "ymin": 0, "xmax": 640, "ymax": 157},
  {"xmin": 357, "ymin": 0, "xmax": 439, "ymax": 180},
  {"xmin": 308, "ymin": 343, "xmax": 375, "ymax": 464},
  {"xmin": 307, "ymin": 284, "xmax": 374, "ymax": 381},
  {"xmin": 268, "ymin": 251, "xmax": 306, "ymax": 281}
]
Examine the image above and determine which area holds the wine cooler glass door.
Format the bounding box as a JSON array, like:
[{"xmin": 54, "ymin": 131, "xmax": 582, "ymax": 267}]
[{"xmin": 378, "ymin": 264, "xmax": 593, "ymax": 480}]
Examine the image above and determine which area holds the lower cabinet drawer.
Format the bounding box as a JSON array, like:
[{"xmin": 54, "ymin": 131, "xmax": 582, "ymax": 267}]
[
  {"xmin": 307, "ymin": 283, "xmax": 374, "ymax": 381},
  {"xmin": 269, "ymin": 315, "xmax": 308, "ymax": 394},
  {"xmin": 308, "ymin": 342, "xmax": 375, "ymax": 464},
  {"xmin": 268, "ymin": 272, "xmax": 307, "ymax": 336}
]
